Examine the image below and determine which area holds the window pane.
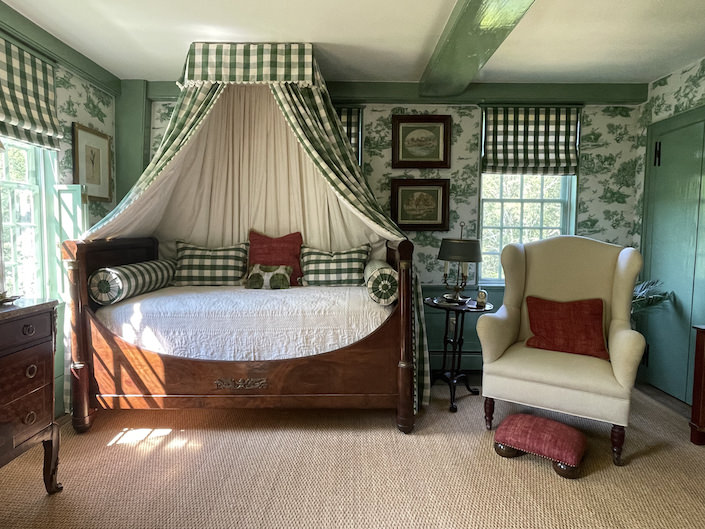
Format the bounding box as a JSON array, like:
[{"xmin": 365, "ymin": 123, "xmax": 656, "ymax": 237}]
[
  {"xmin": 543, "ymin": 228, "xmax": 561, "ymax": 239},
  {"xmin": 504, "ymin": 228, "xmax": 521, "ymax": 245},
  {"xmin": 523, "ymin": 202, "xmax": 542, "ymax": 227},
  {"xmin": 502, "ymin": 175, "xmax": 521, "ymax": 198},
  {"xmin": 15, "ymin": 189, "xmax": 35, "ymax": 224},
  {"xmin": 523, "ymin": 228, "xmax": 541, "ymax": 242},
  {"xmin": 543, "ymin": 202, "xmax": 562, "ymax": 226},
  {"xmin": 543, "ymin": 175, "xmax": 562, "ymax": 199},
  {"xmin": 1, "ymin": 187, "xmax": 10, "ymax": 224},
  {"xmin": 482, "ymin": 228, "xmax": 501, "ymax": 253},
  {"xmin": 503, "ymin": 202, "xmax": 521, "ymax": 226},
  {"xmin": 481, "ymin": 254, "xmax": 501, "ymax": 281},
  {"xmin": 7, "ymin": 147, "xmax": 29, "ymax": 183},
  {"xmin": 482, "ymin": 174, "xmax": 501, "ymax": 199},
  {"xmin": 522, "ymin": 175, "xmax": 543, "ymax": 199},
  {"xmin": 483, "ymin": 201, "xmax": 501, "ymax": 227}
]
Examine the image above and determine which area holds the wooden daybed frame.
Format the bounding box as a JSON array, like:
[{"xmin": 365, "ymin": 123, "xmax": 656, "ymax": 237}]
[{"xmin": 61, "ymin": 237, "xmax": 416, "ymax": 434}]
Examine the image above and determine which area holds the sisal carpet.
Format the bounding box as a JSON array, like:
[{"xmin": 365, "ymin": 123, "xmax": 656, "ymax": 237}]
[{"xmin": 0, "ymin": 387, "xmax": 704, "ymax": 529}]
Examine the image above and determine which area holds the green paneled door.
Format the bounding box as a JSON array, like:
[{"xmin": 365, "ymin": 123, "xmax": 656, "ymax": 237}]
[{"xmin": 642, "ymin": 108, "xmax": 705, "ymax": 403}]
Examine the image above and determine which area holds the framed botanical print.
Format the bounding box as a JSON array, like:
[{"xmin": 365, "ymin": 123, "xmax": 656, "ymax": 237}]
[
  {"xmin": 391, "ymin": 115, "xmax": 451, "ymax": 168},
  {"xmin": 390, "ymin": 178, "xmax": 450, "ymax": 231},
  {"xmin": 72, "ymin": 122, "xmax": 112, "ymax": 201}
]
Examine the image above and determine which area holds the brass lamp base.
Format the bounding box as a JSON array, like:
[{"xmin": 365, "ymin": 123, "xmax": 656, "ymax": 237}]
[{"xmin": 443, "ymin": 291, "xmax": 470, "ymax": 304}]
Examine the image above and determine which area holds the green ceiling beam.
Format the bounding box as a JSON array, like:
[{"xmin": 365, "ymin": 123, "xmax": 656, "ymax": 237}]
[
  {"xmin": 327, "ymin": 82, "xmax": 648, "ymax": 106},
  {"xmin": 419, "ymin": 0, "xmax": 534, "ymax": 97}
]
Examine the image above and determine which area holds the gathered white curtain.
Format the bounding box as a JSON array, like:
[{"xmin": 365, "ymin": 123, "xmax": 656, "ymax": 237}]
[{"xmin": 140, "ymin": 85, "xmax": 385, "ymax": 258}]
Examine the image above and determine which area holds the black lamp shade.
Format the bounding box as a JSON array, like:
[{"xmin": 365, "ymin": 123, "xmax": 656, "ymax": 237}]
[{"xmin": 437, "ymin": 238, "xmax": 482, "ymax": 262}]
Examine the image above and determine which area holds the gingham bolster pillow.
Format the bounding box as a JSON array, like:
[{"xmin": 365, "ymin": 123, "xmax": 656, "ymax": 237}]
[
  {"xmin": 88, "ymin": 259, "xmax": 176, "ymax": 305},
  {"xmin": 364, "ymin": 260, "xmax": 399, "ymax": 305}
]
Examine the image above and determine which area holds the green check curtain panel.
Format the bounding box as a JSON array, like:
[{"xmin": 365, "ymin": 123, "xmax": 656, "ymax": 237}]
[
  {"xmin": 482, "ymin": 107, "xmax": 580, "ymax": 175},
  {"xmin": 335, "ymin": 106, "xmax": 362, "ymax": 163},
  {"xmin": 0, "ymin": 37, "xmax": 63, "ymax": 150}
]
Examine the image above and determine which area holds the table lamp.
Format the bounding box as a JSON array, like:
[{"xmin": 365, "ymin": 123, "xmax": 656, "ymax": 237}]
[{"xmin": 438, "ymin": 222, "xmax": 482, "ymax": 303}]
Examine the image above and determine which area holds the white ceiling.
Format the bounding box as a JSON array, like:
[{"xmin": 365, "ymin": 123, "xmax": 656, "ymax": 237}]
[{"xmin": 5, "ymin": 0, "xmax": 705, "ymax": 85}]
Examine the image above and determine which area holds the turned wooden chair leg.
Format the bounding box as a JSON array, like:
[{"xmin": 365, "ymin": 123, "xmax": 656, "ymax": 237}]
[
  {"xmin": 484, "ymin": 397, "xmax": 495, "ymax": 430},
  {"xmin": 611, "ymin": 424, "xmax": 625, "ymax": 466}
]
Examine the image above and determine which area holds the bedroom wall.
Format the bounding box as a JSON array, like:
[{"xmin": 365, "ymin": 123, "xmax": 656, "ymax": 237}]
[
  {"xmin": 361, "ymin": 103, "xmax": 642, "ymax": 285},
  {"xmin": 54, "ymin": 66, "xmax": 117, "ymax": 226}
]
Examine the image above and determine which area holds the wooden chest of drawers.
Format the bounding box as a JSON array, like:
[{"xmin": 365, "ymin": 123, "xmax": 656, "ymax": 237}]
[{"xmin": 0, "ymin": 299, "xmax": 62, "ymax": 494}]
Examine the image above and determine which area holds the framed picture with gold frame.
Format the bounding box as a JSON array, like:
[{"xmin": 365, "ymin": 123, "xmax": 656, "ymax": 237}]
[
  {"xmin": 390, "ymin": 178, "xmax": 450, "ymax": 231},
  {"xmin": 72, "ymin": 122, "xmax": 112, "ymax": 201},
  {"xmin": 391, "ymin": 115, "xmax": 451, "ymax": 168}
]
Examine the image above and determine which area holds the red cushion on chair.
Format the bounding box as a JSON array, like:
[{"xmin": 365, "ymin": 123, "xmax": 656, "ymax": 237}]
[
  {"xmin": 495, "ymin": 413, "xmax": 586, "ymax": 468},
  {"xmin": 526, "ymin": 296, "xmax": 609, "ymax": 360},
  {"xmin": 248, "ymin": 230, "xmax": 303, "ymax": 286}
]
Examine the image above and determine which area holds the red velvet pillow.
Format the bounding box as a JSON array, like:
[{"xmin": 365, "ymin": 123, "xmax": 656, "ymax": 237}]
[
  {"xmin": 525, "ymin": 296, "xmax": 609, "ymax": 360},
  {"xmin": 248, "ymin": 230, "xmax": 303, "ymax": 286}
]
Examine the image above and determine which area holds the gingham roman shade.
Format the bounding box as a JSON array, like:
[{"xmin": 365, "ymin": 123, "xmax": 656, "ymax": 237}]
[
  {"xmin": 0, "ymin": 37, "xmax": 63, "ymax": 150},
  {"xmin": 88, "ymin": 259, "xmax": 176, "ymax": 305},
  {"xmin": 335, "ymin": 106, "xmax": 362, "ymax": 163},
  {"xmin": 482, "ymin": 107, "xmax": 580, "ymax": 175},
  {"xmin": 300, "ymin": 244, "xmax": 370, "ymax": 286}
]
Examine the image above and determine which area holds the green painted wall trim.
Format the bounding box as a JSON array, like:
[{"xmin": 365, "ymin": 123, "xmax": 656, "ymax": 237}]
[
  {"xmin": 419, "ymin": 0, "xmax": 535, "ymax": 96},
  {"xmin": 147, "ymin": 81, "xmax": 180, "ymax": 101},
  {"xmin": 328, "ymin": 81, "xmax": 648, "ymax": 105},
  {"xmin": 116, "ymin": 80, "xmax": 150, "ymax": 201},
  {"xmin": 0, "ymin": 1, "xmax": 121, "ymax": 96}
]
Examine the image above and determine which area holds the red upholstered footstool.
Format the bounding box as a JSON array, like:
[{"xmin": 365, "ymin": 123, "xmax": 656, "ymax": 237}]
[{"xmin": 493, "ymin": 413, "xmax": 587, "ymax": 479}]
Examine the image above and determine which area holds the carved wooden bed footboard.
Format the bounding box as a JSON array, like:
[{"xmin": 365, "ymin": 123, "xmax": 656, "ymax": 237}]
[{"xmin": 61, "ymin": 238, "xmax": 415, "ymax": 433}]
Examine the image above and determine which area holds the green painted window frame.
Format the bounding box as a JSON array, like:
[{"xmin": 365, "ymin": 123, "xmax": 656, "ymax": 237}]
[
  {"xmin": 0, "ymin": 136, "xmax": 57, "ymax": 298},
  {"xmin": 479, "ymin": 172, "xmax": 577, "ymax": 283}
]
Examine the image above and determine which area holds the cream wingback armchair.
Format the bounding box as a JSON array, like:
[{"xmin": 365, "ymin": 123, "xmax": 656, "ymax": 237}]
[{"xmin": 477, "ymin": 236, "xmax": 645, "ymax": 465}]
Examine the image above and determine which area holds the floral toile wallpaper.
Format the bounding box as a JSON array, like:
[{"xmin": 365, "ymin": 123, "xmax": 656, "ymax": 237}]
[
  {"xmin": 54, "ymin": 65, "xmax": 116, "ymax": 227},
  {"xmin": 150, "ymin": 101, "xmax": 176, "ymax": 158},
  {"xmin": 645, "ymin": 56, "xmax": 705, "ymax": 126},
  {"xmin": 362, "ymin": 103, "xmax": 645, "ymax": 284},
  {"xmin": 142, "ymin": 55, "xmax": 705, "ymax": 285}
]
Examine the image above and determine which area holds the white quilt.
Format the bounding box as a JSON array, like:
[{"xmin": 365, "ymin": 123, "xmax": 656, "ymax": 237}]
[{"xmin": 95, "ymin": 286, "xmax": 394, "ymax": 361}]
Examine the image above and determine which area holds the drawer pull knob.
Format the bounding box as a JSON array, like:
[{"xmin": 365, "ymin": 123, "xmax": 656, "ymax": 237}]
[
  {"xmin": 24, "ymin": 411, "xmax": 37, "ymax": 426},
  {"xmin": 25, "ymin": 364, "xmax": 38, "ymax": 378},
  {"xmin": 22, "ymin": 324, "xmax": 36, "ymax": 336}
]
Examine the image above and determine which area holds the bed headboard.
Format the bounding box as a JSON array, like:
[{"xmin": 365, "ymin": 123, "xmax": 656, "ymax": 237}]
[{"xmin": 61, "ymin": 237, "xmax": 159, "ymax": 312}]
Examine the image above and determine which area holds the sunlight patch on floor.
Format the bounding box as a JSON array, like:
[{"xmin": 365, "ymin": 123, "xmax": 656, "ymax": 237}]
[{"xmin": 106, "ymin": 427, "xmax": 201, "ymax": 450}]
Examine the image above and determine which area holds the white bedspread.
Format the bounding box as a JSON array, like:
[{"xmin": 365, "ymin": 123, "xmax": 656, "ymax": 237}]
[{"xmin": 95, "ymin": 286, "xmax": 394, "ymax": 361}]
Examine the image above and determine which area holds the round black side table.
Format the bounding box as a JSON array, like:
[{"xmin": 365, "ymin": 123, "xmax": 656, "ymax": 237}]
[{"xmin": 424, "ymin": 296, "xmax": 494, "ymax": 412}]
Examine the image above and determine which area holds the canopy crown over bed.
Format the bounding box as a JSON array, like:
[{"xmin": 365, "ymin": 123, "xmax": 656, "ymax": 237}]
[
  {"xmin": 62, "ymin": 42, "xmax": 429, "ymax": 434},
  {"xmin": 85, "ymin": 42, "xmax": 404, "ymax": 259}
]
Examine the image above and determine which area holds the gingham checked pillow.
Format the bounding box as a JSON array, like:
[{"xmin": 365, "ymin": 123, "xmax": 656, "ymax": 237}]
[
  {"xmin": 173, "ymin": 241, "xmax": 249, "ymax": 286},
  {"xmin": 300, "ymin": 244, "xmax": 370, "ymax": 286},
  {"xmin": 363, "ymin": 260, "xmax": 399, "ymax": 305},
  {"xmin": 88, "ymin": 259, "xmax": 176, "ymax": 305}
]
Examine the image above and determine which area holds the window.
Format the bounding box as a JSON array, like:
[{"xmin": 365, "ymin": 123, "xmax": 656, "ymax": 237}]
[
  {"xmin": 0, "ymin": 137, "xmax": 55, "ymax": 298},
  {"xmin": 480, "ymin": 173, "xmax": 576, "ymax": 282},
  {"xmin": 480, "ymin": 106, "xmax": 580, "ymax": 283}
]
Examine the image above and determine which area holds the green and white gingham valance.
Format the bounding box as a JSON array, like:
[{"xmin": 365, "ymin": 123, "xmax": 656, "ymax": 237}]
[
  {"xmin": 482, "ymin": 107, "xmax": 580, "ymax": 175},
  {"xmin": 0, "ymin": 37, "xmax": 63, "ymax": 150},
  {"xmin": 180, "ymin": 42, "xmax": 315, "ymax": 88}
]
